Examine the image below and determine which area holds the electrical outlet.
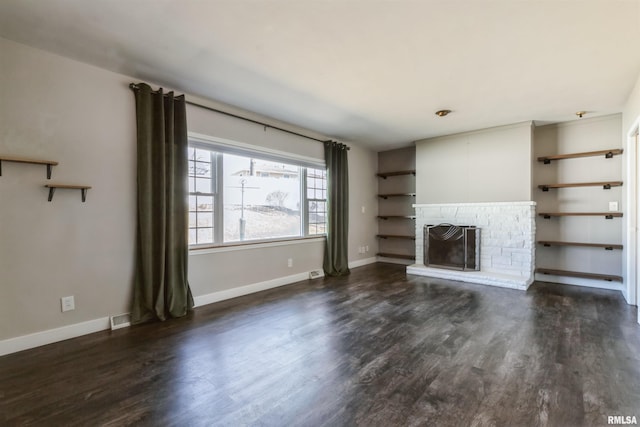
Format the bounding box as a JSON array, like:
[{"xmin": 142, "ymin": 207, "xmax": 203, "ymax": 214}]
[
  {"xmin": 61, "ymin": 296, "xmax": 75, "ymax": 312},
  {"xmin": 365, "ymin": 245, "xmax": 369, "ymax": 252},
  {"xmin": 609, "ymin": 201, "xmax": 619, "ymax": 211},
  {"xmin": 361, "ymin": 206, "xmax": 366, "ymax": 214},
  {"xmin": 287, "ymin": 258, "xmax": 293, "ymax": 268}
]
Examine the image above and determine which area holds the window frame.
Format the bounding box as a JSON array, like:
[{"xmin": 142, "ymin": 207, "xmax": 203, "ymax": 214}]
[{"xmin": 188, "ymin": 133, "xmax": 326, "ymax": 249}]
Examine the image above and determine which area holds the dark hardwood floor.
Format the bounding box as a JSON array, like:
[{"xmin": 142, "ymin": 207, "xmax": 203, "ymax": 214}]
[{"xmin": 2, "ymin": 263, "xmax": 640, "ymax": 426}]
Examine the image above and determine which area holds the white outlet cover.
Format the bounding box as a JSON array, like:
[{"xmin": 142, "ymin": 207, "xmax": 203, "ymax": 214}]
[
  {"xmin": 609, "ymin": 201, "xmax": 619, "ymax": 211},
  {"xmin": 61, "ymin": 296, "xmax": 75, "ymax": 312}
]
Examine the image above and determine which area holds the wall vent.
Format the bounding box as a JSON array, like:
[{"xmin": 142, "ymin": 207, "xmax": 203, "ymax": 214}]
[
  {"xmin": 110, "ymin": 313, "xmax": 131, "ymax": 330},
  {"xmin": 309, "ymin": 270, "xmax": 324, "ymax": 280}
]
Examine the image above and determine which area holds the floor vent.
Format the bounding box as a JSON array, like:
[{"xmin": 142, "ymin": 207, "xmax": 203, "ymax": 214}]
[
  {"xmin": 309, "ymin": 270, "xmax": 324, "ymax": 280},
  {"xmin": 110, "ymin": 313, "xmax": 131, "ymax": 330}
]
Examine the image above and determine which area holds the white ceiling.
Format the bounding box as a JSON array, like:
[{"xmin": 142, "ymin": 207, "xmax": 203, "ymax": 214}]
[{"xmin": 1, "ymin": 0, "xmax": 639, "ymax": 150}]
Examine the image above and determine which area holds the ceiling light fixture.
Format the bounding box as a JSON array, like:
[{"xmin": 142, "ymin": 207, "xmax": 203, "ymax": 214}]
[
  {"xmin": 435, "ymin": 109, "xmax": 452, "ymax": 117},
  {"xmin": 576, "ymin": 111, "xmax": 587, "ymax": 118}
]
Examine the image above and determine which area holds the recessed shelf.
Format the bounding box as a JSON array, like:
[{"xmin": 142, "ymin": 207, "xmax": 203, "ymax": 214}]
[
  {"xmin": 538, "ymin": 181, "xmax": 623, "ymax": 191},
  {"xmin": 377, "ymin": 252, "xmax": 415, "ymax": 260},
  {"xmin": 538, "ymin": 148, "xmax": 623, "ymax": 164},
  {"xmin": 376, "ymin": 234, "xmax": 416, "ymax": 240},
  {"xmin": 539, "ymin": 212, "xmax": 623, "ymax": 219},
  {"xmin": 45, "ymin": 184, "xmax": 92, "ymax": 202},
  {"xmin": 378, "ymin": 193, "xmax": 416, "ymax": 199},
  {"xmin": 0, "ymin": 155, "xmax": 58, "ymax": 179},
  {"xmin": 376, "ymin": 170, "xmax": 416, "ymax": 179},
  {"xmin": 537, "ymin": 241, "xmax": 622, "ymax": 250},
  {"xmin": 536, "ymin": 268, "xmax": 622, "ymax": 282}
]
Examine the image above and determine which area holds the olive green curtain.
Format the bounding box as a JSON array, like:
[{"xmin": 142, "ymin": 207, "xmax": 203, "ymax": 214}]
[
  {"xmin": 130, "ymin": 83, "xmax": 194, "ymax": 324},
  {"xmin": 323, "ymin": 141, "xmax": 350, "ymax": 276}
]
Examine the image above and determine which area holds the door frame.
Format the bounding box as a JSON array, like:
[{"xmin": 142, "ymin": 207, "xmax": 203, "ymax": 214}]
[{"xmin": 624, "ymin": 116, "xmax": 640, "ymax": 317}]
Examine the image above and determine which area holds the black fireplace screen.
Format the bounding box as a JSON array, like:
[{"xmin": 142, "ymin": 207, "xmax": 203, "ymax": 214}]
[{"xmin": 424, "ymin": 224, "xmax": 480, "ymax": 271}]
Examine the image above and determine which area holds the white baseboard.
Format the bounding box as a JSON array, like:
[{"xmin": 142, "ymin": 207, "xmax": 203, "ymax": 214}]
[
  {"xmin": 1, "ymin": 261, "xmax": 381, "ymax": 357},
  {"xmin": 0, "ymin": 317, "xmax": 110, "ymax": 357},
  {"xmin": 534, "ymin": 273, "xmax": 624, "ymax": 292},
  {"xmin": 193, "ymin": 270, "xmax": 316, "ymax": 307},
  {"xmin": 376, "ymin": 256, "xmax": 414, "ymax": 266},
  {"xmin": 349, "ymin": 257, "xmax": 378, "ymax": 269}
]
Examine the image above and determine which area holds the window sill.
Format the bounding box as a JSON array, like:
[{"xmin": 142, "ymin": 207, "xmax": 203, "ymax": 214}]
[{"xmin": 189, "ymin": 236, "xmax": 326, "ymax": 255}]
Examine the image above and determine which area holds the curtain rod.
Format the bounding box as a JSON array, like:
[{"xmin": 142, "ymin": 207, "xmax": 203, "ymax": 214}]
[{"xmin": 129, "ymin": 83, "xmax": 349, "ymax": 149}]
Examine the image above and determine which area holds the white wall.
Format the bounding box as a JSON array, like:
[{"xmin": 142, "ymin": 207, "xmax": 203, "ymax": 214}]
[
  {"xmin": 415, "ymin": 122, "xmax": 533, "ymax": 204},
  {"xmin": 0, "ymin": 37, "xmax": 378, "ymax": 351}
]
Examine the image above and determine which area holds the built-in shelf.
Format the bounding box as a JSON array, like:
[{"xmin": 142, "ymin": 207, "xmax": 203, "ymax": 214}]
[
  {"xmin": 537, "ymin": 148, "xmax": 623, "ymax": 164},
  {"xmin": 377, "ymin": 253, "xmax": 415, "ymax": 260},
  {"xmin": 378, "ymin": 193, "xmax": 416, "ymax": 199},
  {"xmin": 376, "ymin": 234, "xmax": 416, "ymax": 240},
  {"xmin": 538, "ymin": 181, "xmax": 623, "ymax": 191},
  {"xmin": 539, "ymin": 212, "xmax": 623, "ymax": 219},
  {"xmin": 377, "ymin": 215, "xmax": 416, "ymax": 220},
  {"xmin": 376, "ymin": 170, "xmax": 416, "ymax": 179},
  {"xmin": 536, "ymin": 268, "xmax": 622, "ymax": 282},
  {"xmin": 538, "ymin": 241, "xmax": 623, "ymax": 250},
  {"xmin": 45, "ymin": 184, "xmax": 92, "ymax": 202},
  {"xmin": 0, "ymin": 155, "xmax": 58, "ymax": 179}
]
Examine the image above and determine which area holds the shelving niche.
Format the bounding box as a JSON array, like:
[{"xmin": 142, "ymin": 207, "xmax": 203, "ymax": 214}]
[
  {"xmin": 376, "ymin": 148, "xmax": 416, "ymax": 263},
  {"xmin": 534, "ymin": 136, "xmax": 624, "ymax": 286}
]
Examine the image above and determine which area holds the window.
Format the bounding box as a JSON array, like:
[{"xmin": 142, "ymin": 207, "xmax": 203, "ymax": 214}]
[
  {"xmin": 188, "ymin": 142, "xmax": 326, "ymax": 247},
  {"xmin": 306, "ymin": 167, "xmax": 327, "ymax": 235}
]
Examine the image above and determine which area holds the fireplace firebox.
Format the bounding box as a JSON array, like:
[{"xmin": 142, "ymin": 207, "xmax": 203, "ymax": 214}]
[{"xmin": 424, "ymin": 224, "xmax": 480, "ymax": 271}]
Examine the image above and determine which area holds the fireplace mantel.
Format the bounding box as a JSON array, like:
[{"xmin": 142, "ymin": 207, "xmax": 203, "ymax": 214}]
[{"xmin": 408, "ymin": 201, "xmax": 536, "ymax": 290}]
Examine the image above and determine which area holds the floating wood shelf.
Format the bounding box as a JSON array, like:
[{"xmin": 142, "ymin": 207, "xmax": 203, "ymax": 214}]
[
  {"xmin": 45, "ymin": 184, "xmax": 92, "ymax": 202},
  {"xmin": 377, "ymin": 252, "xmax": 415, "ymax": 260},
  {"xmin": 376, "ymin": 234, "xmax": 416, "ymax": 240},
  {"xmin": 378, "ymin": 193, "xmax": 416, "ymax": 199},
  {"xmin": 539, "ymin": 212, "xmax": 623, "ymax": 219},
  {"xmin": 377, "ymin": 170, "xmax": 416, "ymax": 179},
  {"xmin": 536, "ymin": 268, "xmax": 622, "ymax": 282},
  {"xmin": 538, "ymin": 181, "xmax": 623, "ymax": 191},
  {"xmin": 538, "ymin": 148, "xmax": 623, "ymax": 164},
  {"xmin": 0, "ymin": 155, "xmax": 58, "ymax": 179},
  {"xmin": 538, "ymin": 241, "xmax": 623, "ymax": 250},
  {"xmin": 377, "ymin": 215, "xmax": 416, "ymax": 220}
]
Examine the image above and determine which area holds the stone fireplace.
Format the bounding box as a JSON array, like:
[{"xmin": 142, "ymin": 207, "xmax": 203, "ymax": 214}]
[{"xmin": 407, "ymin": 201, "xmax": 536, "ymax": 290}]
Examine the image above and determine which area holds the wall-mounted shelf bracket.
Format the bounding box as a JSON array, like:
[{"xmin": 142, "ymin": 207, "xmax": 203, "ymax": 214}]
[
  {"xmin": 0, "ymin": 156, "xmax": 58, "ymax": 179},
  {"xmin": 45, "ymin": 184, "xmax": 92, "ymax": 202}
]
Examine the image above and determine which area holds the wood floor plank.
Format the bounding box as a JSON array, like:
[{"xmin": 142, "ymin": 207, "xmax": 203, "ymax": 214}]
[{"xmin": 1, "ymin": 263, "xmax": 639, "ymax": 426}]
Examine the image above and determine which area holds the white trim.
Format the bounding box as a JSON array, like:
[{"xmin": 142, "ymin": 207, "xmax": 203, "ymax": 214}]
[
  {"xmin": 189, "ymin": 131, "xmax": 324, "ymax": 167},
  {"xmin": 376, "ymin": 256, "xmax": 414, "ymax": 266},
  {"xmin": 193, "ymin": 271, "xmax": 315, "ymax": 307},
  {"xmin": 349, "ymin": 257, "xmax": 378, "ymax": 269},
  {"xmin": 0, "ymin": 317, "xmax": 110, "ymax": 357},
  {"xmin": 534, "ymin": 273, "xmax": 624, "ymax": 292},
  {"xmin": 624, "ymin": 115, "xmax": 640, "ymax": 306},
  {"xmin": 190, "ymin": 236, "xmax": 324, "ymax": 255}
]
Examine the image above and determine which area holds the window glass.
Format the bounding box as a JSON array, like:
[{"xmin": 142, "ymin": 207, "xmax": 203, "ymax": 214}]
[{"xmin": 188, "ymin": 143, "xmax": 326, "ymax": 246}]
